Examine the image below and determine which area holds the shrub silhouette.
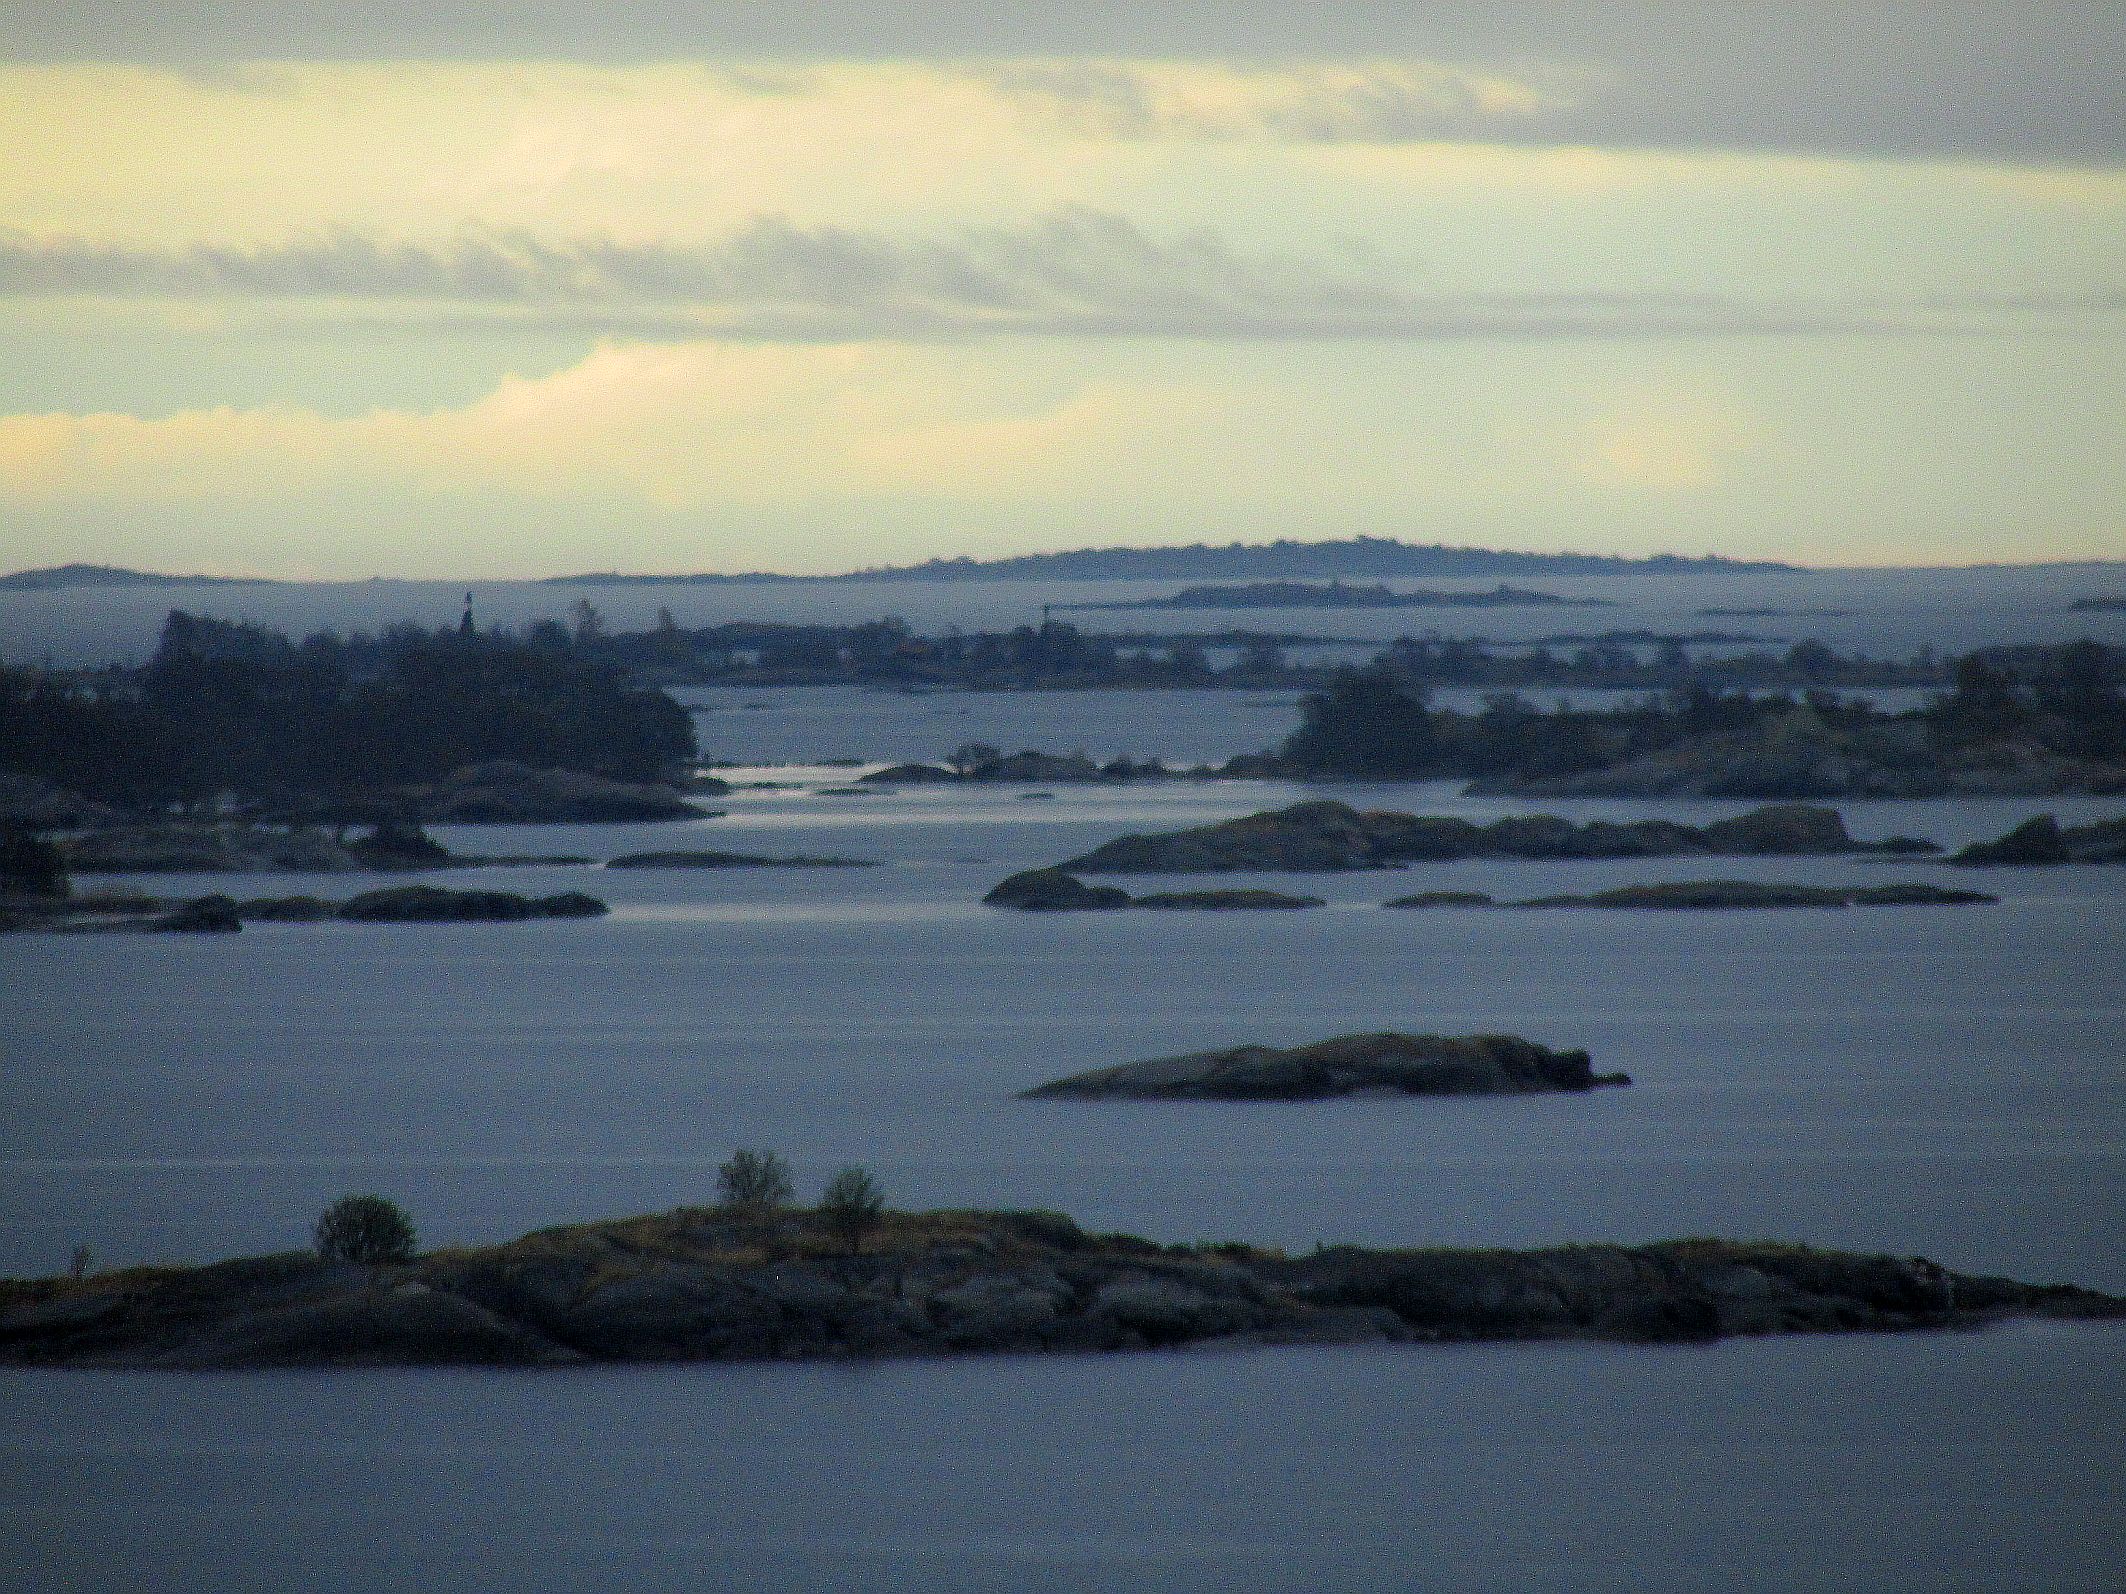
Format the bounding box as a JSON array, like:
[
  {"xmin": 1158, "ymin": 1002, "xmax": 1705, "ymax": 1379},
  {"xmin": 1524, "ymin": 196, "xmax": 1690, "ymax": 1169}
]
[
  {"xmin": 820, "ymin": 1166, "xmax": 885, "ymax": 1254},
  {"xmin": 313, "ymin": 1194, "xmax": 417, "ymax": 1264},
  {"xmin": 716, "ymin": 1148, "xmax": 794, "ymax": 1213}
]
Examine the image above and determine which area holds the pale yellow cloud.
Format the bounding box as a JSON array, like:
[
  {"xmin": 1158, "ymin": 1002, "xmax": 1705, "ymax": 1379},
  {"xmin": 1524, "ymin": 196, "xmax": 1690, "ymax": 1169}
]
[
  {"xmin": 0, "ymin": 339, "xmax": 1215, "ymax": 509},
  {"xmin": 1576, "ymin": 393, "xmax": 1759, "ymax": 492}
]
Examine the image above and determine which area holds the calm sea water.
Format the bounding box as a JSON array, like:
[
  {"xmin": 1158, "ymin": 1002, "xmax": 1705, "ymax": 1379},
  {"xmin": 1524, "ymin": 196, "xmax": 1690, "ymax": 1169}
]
[
  {"xmin": 4, "ymin": 1326, "xmax": 2122, "ymax": 1594},
  {"xmin": 3, "ymin": 573, "xmax": 2124, "ymax": 1590}
]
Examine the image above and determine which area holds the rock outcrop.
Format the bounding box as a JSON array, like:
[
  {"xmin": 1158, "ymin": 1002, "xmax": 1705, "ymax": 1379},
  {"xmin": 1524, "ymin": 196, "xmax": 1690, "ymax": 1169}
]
[
  {"xmin": 857, "ymin": 763, "xmax": 958, "ymax": 784},
  {"xmin": 6, "ymin": 1206, "xmax": 2113, "ymax": 1368},
  {"xmin": 1058, "ymin": 801, "xmax": 1932, "ymax": 874},
  {"xmin": 1023, "ymin": 1032, "xmax": 1629, "ymax": 1099},
  {"xmin": 1949, "ymin": 815, "xmax": 2126, "ymax": 866},
  {"xmin": 982, "ymin": 868, "xmax": 1133, "ymax": 911}
]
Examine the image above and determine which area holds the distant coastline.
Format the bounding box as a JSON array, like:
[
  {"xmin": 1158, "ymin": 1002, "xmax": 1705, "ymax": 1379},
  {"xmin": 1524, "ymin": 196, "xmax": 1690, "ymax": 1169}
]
[{"xmin": 0, "ymin": 563, "xmax": 279, "ymax": 592}]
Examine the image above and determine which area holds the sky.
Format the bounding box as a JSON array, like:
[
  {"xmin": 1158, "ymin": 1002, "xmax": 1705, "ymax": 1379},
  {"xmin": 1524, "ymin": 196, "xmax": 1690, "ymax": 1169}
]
[{"xmin": 0, "ymin": 1, "xmax": 2121, "ymax": 577}]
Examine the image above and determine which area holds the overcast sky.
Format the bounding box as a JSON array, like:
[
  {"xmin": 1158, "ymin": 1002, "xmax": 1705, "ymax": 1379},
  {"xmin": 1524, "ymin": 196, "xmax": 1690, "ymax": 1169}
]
[{"xmin": 1, "ymin": 2, "xmax": 2120, "ymax": 575}]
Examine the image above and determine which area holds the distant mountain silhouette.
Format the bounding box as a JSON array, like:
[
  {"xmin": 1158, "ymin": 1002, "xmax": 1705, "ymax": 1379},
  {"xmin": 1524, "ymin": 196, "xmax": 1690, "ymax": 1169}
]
[
  {"xmin": 0, "ymin": 563, "xmax": 276, "ymax": 591},
  {"xmin": 546, "ymin": 537, "xmax": 1795, "ymax": 585}
]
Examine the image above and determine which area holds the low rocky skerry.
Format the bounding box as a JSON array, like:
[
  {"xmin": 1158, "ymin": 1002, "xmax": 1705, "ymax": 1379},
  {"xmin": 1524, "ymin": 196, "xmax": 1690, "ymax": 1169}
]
[
  {"xmin": 1023, "ymin": 1032, "xmax": 1629, "ymax": 1099},
  {"xmin": 1386, "ymin": 881, "xmax": 1997, "ymax": 910},
  {"xmin": 3, "ymin": 1206, "xmax": 2116, "ymax": 1369},
  {"xmin": 1058, "ymin": 801, "xmax": 1935, "ymax": 874},
  {"xmin": 983, "ymin": 868, "xmax": 1320, "ymax": 911}
]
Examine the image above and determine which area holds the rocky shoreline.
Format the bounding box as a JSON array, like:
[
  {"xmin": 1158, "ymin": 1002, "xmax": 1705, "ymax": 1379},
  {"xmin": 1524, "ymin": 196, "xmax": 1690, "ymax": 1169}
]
[
  {"xmin": 4, "ymin": 1206, "xmax": 2116, "ymax": 1369},
  {"xmin": 1057, "ymin": 801, "xmax": 1934, "ymax": 874}
]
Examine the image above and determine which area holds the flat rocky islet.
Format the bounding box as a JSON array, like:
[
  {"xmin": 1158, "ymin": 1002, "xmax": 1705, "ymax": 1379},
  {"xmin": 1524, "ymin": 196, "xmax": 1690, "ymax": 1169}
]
[
  {"xmin": 1022, "ymin": 1032, "xmax": 1630, "ymax": 1099},
  {"xmin": 604, "ymin": 850, "xmax": 876, "ymax": 869},
  {"xmin": 2, "ymin": 885, "xmax": 611, "ymax": 933},
  {"xmin": 3, "ymin": 1204, "xmax": 2115, "ymax": 1370},
  {"xmin": 57, "ymin": 821, "xmax": 590, "ymax": 875},
  {"xmin": 1056, "ymin": 800, "xmax": 1935, "ymax": 874},
  {"xmin": 983, "ymin": 868, "xmax": 1319, "ymax": 911},
  {"xmin": 1388, "ymin": 881, "xmax": 1998, "ymax": 910}
]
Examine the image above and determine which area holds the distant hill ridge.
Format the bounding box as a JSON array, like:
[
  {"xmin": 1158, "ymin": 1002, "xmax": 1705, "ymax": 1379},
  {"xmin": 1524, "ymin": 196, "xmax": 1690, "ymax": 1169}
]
[
  {"xmin": 546, "ymin": 538, "xmax": 1796, "ymax": 585},
  {"xmin": 0, "ymin": 563, "xmax": 276, "ymax": 591},
  {"xmin": 0, "ymin": 549, "xmax": 1735, "ymax": 593}
]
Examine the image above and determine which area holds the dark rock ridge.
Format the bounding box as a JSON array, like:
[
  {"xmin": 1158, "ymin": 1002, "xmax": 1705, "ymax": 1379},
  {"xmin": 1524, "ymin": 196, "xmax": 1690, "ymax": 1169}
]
[
  {"xmin": 334, "ymin": 887, "xmax": 609, "ymax": 922},
  {"xmin": 1949, "ymin": 815, "xmax": 2126, "ymax": 866},
  {"xmin": 983, "ymin": 869, "xmax": 1319, "ymax": 911},
  {"xmin": 4, "ymin": 1206, "xmax": 2110, "ymax": 1369},
  {"xmin": 1059, "ymin": 801, "xmax": 1933, "ymax": 874},
  {"xmin": 1133, "ymin": 889, "xmax": 1325, "ymax": 910},
  {"xmin": 1469, "ymin": 707, "xmax": 2126, "ymax": 799},
  {"xmin": 1024, "ymin": 1032, "xmax": 1628, "ymax": 1099},
  {"xmin": 605, "ymin": 851, "xmax": 876, "ymax": 869}
]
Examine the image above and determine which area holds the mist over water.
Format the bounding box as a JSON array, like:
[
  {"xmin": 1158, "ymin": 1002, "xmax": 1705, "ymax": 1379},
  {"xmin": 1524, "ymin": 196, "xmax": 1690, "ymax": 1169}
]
[{"xmin": 3, "ymin": 565, "xmax": 2123, "ymax": 1591}]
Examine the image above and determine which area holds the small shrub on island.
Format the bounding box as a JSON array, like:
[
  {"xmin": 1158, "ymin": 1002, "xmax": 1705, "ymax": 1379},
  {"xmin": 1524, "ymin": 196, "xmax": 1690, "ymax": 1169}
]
[
  {"xmin": 820, "ymin": 1166, "xmax": 885, "ymax": 1254},
  {"xmin": 313, "ymin": 1194, "xmax": 417, "ymax": 1265},
  {"xmin": 716, "ymin": 1148, "xmax": 794, "ymax": 1214}
]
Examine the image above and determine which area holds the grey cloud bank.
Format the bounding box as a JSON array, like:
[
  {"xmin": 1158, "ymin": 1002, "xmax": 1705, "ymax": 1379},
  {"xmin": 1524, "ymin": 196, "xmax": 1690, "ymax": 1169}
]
[{"xmin": 10, "ymin": 0, "xmax": 2124, "ymax": 164}]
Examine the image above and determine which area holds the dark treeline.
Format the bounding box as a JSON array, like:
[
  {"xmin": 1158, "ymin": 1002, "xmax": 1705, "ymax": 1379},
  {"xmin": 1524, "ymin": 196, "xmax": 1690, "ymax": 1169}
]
[
  {"xmin": 1, "ymin": 612, "xmax": 693, "ymax": 810},
  {"xmin": 1280, "ymin": 640, "xmax": 2126, "ymax": 788},
  {"xmin": 570, "ymin": 602, "xmax": 1943, "ymax": 694}
]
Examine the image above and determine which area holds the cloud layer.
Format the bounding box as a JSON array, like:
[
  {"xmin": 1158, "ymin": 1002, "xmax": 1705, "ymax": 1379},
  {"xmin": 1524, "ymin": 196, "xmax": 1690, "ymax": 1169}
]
[
  {"xmin": 3, "ymin": 213, "xmax": 2114, "ymax": 343},
  {"xmin": 11, "ymin": 3, "xmax": 2124, "ymax": 164}
]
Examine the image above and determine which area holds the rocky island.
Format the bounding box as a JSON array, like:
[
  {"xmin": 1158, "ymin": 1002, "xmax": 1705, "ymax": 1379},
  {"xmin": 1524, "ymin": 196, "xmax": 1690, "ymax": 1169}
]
[
  {"xmin": 1022, "ymin": 1032, "xmax": 1629, "ymax": 1099},
  {"xmin": 1948, "ymin": 814, "xmax": 2126, "ymax": 865},
  {"xmin": 3, "ymin": 1204, "xmax": 2115, "ymax": 1369},
  {"xmin": 1057, "ymin": 801, "xmax": 1933, "ymax": 874}
]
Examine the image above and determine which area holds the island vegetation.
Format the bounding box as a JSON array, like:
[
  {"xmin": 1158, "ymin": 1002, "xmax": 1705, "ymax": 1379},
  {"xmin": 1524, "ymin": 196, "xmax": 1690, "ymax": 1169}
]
[
  {"xmin": 0, "ymin": 612, "xmax": 695, "ymax": 816},
  {"xmin": 1277, "ymin": 640, "xmax": 2126, "ymax": 796}
]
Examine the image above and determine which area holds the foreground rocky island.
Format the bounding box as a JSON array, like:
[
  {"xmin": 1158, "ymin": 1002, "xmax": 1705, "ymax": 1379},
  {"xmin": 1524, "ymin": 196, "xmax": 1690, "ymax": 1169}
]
[
  {"xmin": 3, "ymin": 1205, "xmax": 2116, "ymax": 1369},
  {"xmin": 1058, "ymin": 801, "xmax": 1934, "ymax": 874},
  {"xmin": 1023, "ymin": 1032, "xmax": 1629, "ymax": 1099}
]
